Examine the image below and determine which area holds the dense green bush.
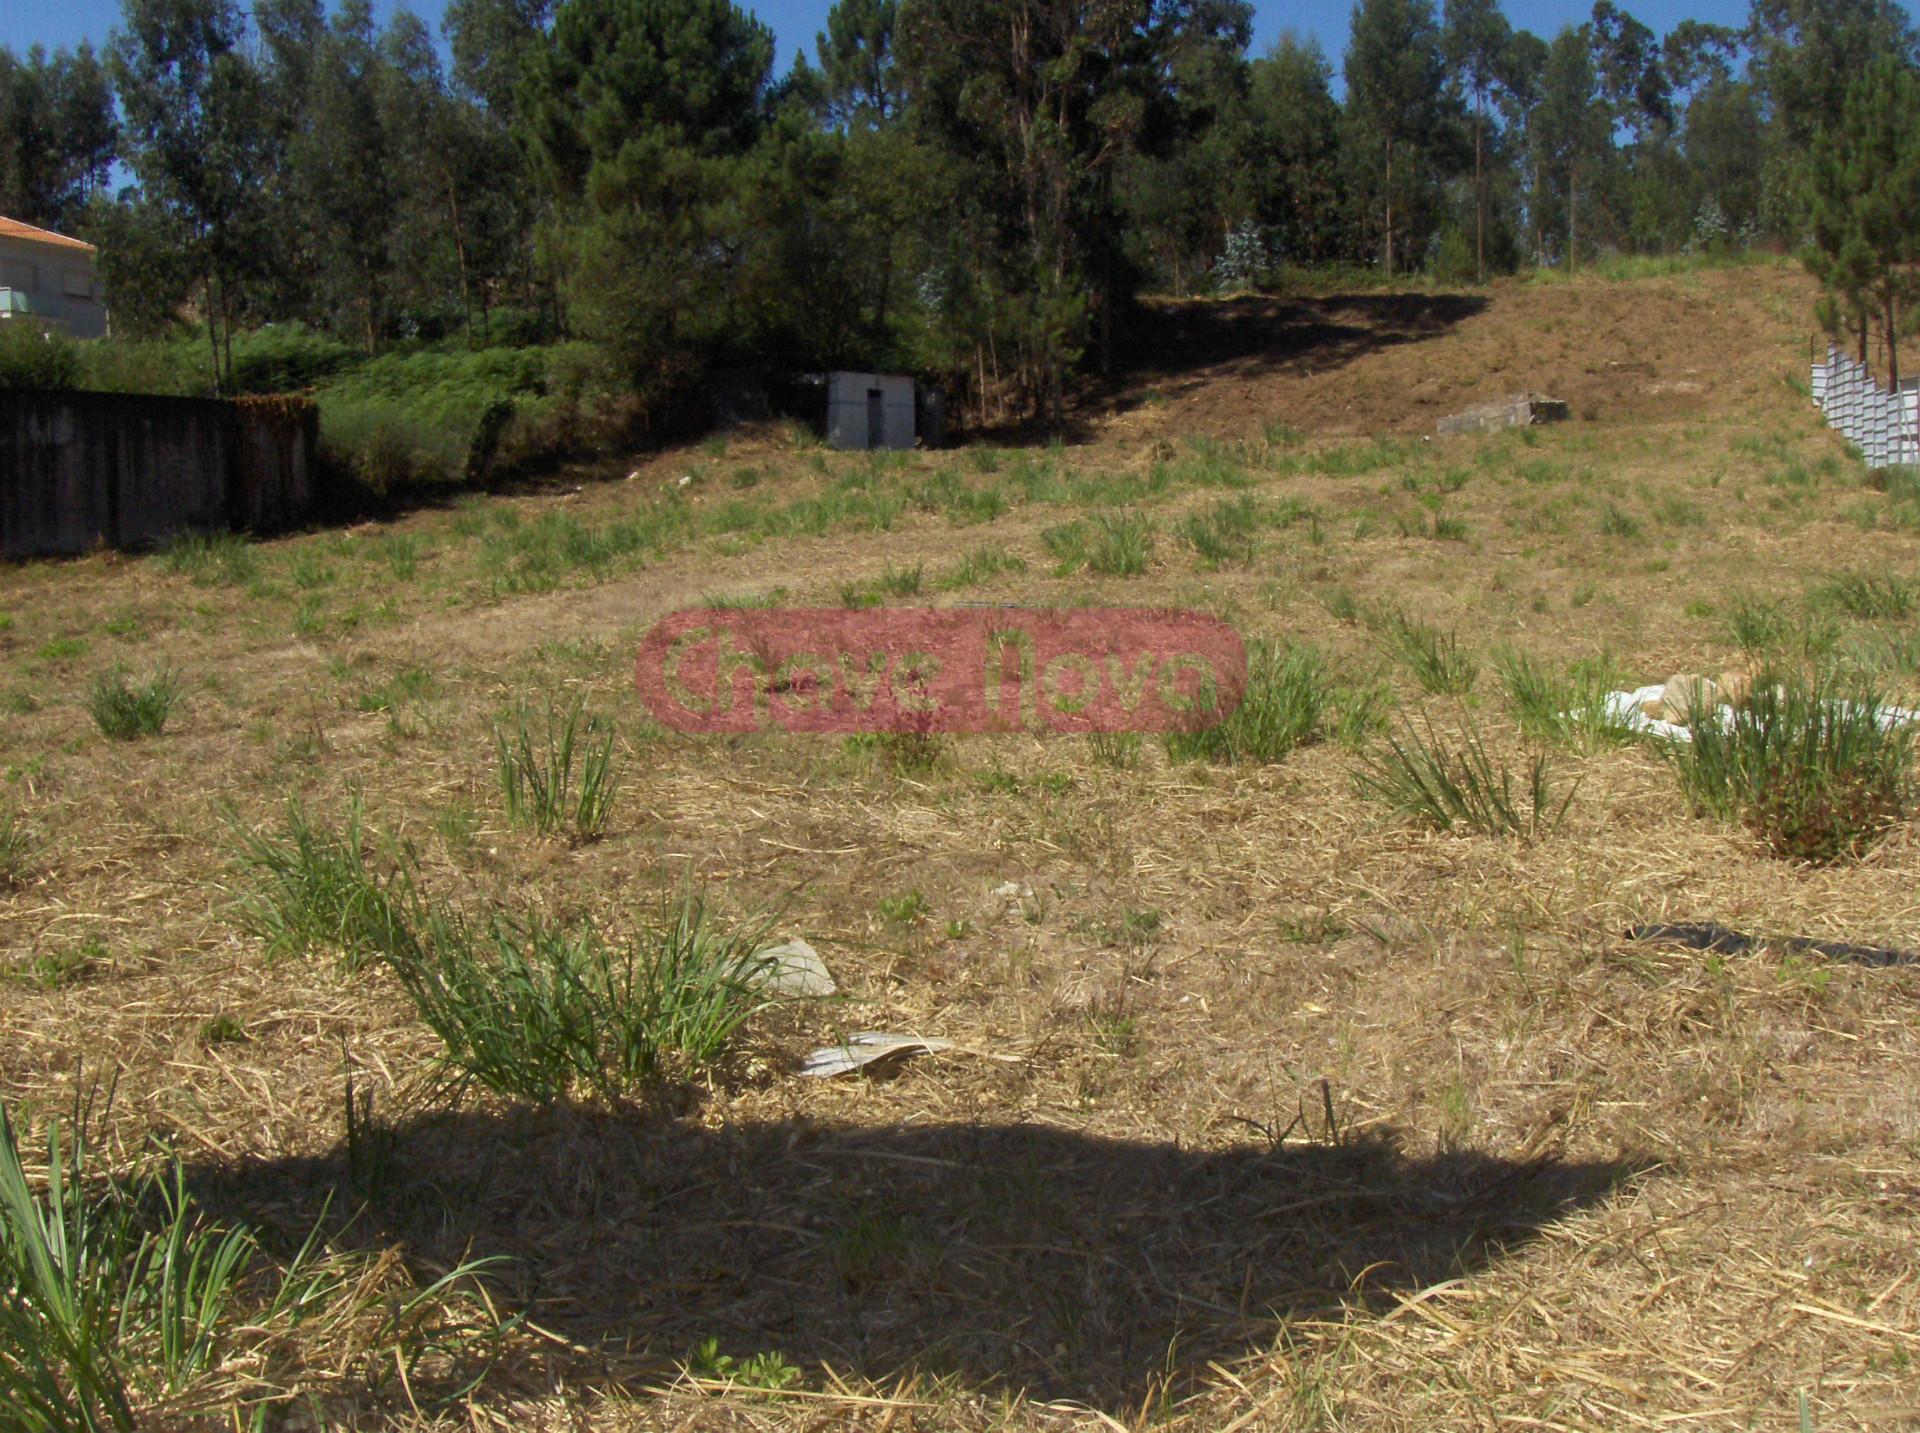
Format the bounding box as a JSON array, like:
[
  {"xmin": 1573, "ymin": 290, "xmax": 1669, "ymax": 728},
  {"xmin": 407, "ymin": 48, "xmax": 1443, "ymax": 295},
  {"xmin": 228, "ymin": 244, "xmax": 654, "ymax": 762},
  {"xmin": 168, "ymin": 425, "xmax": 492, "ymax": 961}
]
[
  {"xmin": 73, "ymin": 326, "xmax": 352, "ymax": 397},
  {"xmin": 0, "ymin": 324, "xmax": 82, "ymax": 390},
  {"xmin": 318, "ymin": 343, "xmax": 619, "ymax": 489},
  {"xmin": 457, "ymin": 306, "xmax": 548, "ymax": 349},
  {"xmin": 227, "ymin": 324, "xmax": 358, "ymax": 393},
  {"xmin": 75, "ymin": 339, "xmax": 208, "ymax": 396},
  {"xmin": 9, "ymin": 316, "xmax": 619, "ymax": 492}
]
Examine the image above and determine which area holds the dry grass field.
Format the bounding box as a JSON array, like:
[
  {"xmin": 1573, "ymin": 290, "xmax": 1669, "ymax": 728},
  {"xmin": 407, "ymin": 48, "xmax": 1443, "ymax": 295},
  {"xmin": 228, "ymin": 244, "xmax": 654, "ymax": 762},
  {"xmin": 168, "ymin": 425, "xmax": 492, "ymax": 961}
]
[{"xmin": 4, "ymin": 259, "xmax": 1920, "ymax": 1430}]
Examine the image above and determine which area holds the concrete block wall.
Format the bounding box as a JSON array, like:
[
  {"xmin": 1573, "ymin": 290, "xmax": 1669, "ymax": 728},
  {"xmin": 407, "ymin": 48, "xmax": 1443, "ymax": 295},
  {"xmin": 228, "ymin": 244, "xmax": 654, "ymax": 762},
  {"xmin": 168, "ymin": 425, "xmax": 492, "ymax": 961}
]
[
  {"xmin": 0, "ymin": 389, "xmax": 319, "ymax": 558},
  {"xmin": 1811, "ymin": 346, "xmax": 1920, "ymax": 467}
]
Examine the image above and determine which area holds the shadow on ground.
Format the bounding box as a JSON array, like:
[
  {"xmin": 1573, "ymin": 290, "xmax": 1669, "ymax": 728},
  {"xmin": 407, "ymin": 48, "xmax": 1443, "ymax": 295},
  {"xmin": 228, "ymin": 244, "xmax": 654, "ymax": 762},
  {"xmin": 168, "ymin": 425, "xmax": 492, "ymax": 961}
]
[
  {"xmin": 1118, "ymin": 291, "xmax": 1488, "ymax": 393},
  {"xmin": 191, "ymin": 1107, "xmax": 1638, "ymax": 1412},
  {"xmin": 970, "ymin": 291, "xmax": 1489, "ymax": 445}
]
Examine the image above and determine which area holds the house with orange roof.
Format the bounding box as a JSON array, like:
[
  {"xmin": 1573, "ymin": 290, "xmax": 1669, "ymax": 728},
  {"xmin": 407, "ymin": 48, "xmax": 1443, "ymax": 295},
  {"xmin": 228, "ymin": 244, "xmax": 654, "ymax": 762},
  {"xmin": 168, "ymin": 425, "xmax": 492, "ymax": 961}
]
[{"xmin": 0, "ymin": 215, "xmax": 107, "ymax": 339}]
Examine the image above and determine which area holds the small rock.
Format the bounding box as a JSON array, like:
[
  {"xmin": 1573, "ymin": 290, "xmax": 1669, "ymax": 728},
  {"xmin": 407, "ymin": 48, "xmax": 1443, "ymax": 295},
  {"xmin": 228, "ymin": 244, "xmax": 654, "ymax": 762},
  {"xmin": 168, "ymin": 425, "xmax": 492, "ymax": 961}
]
[
  {"xmin": 745, "ymin": 939, "xmax": 836, "ymax": 997},
  {"xmin": 1436, "ymin": 392, "xmax": 1571, "ymax": 436},
  {"xmin": 677, "ymin": 473, "xmax": 694, "ymax": 488},
  {"xmin": 990, "ymin": 880, "xmax": 1034, "ymax": 900},
  {"xmin": 1718, "ymin": 669, "xmax": 1753, "ymax": 710}
]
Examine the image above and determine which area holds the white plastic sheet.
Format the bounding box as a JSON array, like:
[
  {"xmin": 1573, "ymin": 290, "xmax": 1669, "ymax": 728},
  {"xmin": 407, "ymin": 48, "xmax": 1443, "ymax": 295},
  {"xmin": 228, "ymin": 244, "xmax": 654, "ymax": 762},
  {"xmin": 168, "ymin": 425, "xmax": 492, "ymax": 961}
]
[{"xmin": 1591, "ymin": 684, "xmax": 1920, "ymax": 744}]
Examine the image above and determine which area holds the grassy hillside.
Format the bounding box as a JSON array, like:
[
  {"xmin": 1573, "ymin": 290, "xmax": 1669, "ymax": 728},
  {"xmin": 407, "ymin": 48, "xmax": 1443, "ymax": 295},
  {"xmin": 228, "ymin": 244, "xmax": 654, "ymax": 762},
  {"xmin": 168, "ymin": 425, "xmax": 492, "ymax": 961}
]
[{"xmin": 2, "ymin": 261, "xmax": 1917, "ymax": 1431}]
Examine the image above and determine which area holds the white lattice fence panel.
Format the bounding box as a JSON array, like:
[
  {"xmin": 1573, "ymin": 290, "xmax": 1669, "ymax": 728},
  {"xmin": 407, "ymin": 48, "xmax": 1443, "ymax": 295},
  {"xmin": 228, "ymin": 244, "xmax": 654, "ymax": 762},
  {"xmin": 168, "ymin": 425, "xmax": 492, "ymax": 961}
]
[{"xmin": 1809, "ymin": 347, "xmax": 1914, "ymax": 465}]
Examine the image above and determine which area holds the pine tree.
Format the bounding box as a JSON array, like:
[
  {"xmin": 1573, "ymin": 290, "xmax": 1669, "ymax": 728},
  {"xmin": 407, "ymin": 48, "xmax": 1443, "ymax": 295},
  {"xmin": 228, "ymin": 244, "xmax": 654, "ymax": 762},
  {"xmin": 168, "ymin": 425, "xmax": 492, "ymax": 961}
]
[
  {"xmin": 1805, "ymin": 56, "xmax": 1920, "ymax": 385},
  {"xmin": 518, "ymin": 0, "xmax": 775, "ymax": 388},
  {"xmin": 1750, "ymin": 0, "xmax": 1918, "ymax": 239},
  {"xmin": 815, "ymin": 0, "xmax": 901, "ymax": 129},
  {"xmin": 896, "ymin": 0, "xmax": 1187, "ymax": 417}
]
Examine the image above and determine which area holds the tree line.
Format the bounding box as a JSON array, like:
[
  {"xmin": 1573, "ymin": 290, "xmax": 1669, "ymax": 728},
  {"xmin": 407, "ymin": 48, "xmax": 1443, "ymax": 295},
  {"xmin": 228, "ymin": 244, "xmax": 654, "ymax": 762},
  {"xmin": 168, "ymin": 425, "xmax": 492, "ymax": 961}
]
[{"xmin": 1, "ymin": 0, "xmax": 1916, "ymax": 417}]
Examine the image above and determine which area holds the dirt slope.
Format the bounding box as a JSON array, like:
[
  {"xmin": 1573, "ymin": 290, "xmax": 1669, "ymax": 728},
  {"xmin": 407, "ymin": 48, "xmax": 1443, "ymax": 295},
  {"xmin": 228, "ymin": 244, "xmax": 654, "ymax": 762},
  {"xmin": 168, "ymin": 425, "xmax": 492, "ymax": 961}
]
[{"xmin": 1097, "ymin": 262, "xmax": 1820, "ymax": 447}]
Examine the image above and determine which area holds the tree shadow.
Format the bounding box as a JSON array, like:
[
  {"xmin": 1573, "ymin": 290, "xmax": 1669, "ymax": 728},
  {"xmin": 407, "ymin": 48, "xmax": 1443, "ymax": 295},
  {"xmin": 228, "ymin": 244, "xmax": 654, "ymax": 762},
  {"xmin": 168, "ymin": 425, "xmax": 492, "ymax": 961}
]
[
  {"xmin": 967, "ymin": 291, "xmax": 1488, "ymax": 446},
  {"xmin": 189, "ymin": 1106, "xmax": 1640, "ymax": 1413},
  {"xmin": 1119, "ymin": 290, "xmax": 1488, "ymax": 400}
]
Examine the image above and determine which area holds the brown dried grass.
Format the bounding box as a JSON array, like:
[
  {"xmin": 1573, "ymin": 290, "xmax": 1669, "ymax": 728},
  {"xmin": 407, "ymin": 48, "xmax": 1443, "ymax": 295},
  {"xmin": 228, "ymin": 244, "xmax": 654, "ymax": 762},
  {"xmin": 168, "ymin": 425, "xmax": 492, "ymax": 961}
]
[{"xmin": 2, "ymin": 270, "xmax": 1917, "ymax": 1429}]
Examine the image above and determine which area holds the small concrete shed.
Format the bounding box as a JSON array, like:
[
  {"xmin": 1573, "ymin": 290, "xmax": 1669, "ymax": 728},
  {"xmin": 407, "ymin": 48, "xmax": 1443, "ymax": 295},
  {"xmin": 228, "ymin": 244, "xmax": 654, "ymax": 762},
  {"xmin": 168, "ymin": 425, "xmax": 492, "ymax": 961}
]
[{"xmin": 828, "ymin": 372, "xmax": 917, "ymax": 451}]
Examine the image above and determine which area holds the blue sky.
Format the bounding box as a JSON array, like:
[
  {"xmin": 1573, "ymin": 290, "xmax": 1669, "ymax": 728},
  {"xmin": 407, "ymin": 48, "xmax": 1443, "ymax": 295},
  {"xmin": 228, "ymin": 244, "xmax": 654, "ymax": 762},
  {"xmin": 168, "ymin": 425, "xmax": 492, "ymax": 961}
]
[{"xmin": 5, "ymin": 0, "xmax": 1775, "ymax": 81}]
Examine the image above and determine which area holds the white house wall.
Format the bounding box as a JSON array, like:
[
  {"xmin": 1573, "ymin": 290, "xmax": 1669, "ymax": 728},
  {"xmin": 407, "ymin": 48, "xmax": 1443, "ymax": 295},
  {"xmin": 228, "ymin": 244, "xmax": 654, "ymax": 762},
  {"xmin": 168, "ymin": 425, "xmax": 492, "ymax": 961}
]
[{"xmin": 0, "ymin": 235, "xmax": 107, "ymax": 339}]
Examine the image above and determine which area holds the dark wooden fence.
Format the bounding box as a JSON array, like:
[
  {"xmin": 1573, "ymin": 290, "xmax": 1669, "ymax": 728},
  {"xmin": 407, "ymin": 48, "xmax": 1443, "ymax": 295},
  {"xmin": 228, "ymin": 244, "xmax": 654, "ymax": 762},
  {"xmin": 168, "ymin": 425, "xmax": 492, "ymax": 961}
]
[{"xmin": 0, "ymin": 389, "xmax": 319, "ymax": 559}]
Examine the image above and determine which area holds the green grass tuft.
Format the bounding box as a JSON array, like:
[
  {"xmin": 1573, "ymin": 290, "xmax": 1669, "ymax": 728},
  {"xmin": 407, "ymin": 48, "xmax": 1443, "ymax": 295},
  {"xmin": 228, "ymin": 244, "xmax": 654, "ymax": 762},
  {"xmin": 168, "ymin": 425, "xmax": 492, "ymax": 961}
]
[
  {"xmin": 1042, "ymin": 511, "xmax": 1153, "ymax": 577},
  {"xmin": 156, "ymin": 531, "xmax": 257, "ymax": 587},
  {"xmin": 1163, "ymin": 642, "xmax": 1329, "ymax": 766},
  {"xmin": 495, "ymin": 696, "xmax": 618, "ymax": 841},
  {"xmin": 1813, "ymin": 571, "xmax": 1916, "ymax": 621},
  {"xmin": 230, "ymin": 800, "xmax": 416, "ymax": 970},
  {"xmin": 0, "ymin": 807, "xmax": 28, "ymax": 888},
  {"xmin": 1320, "ymin": 586, "xmax": 1361, "ymax": 624},
  {"xmin": 1495, "ymin": 651, "xmax": 1638, "ymax": 753},
  {"xmin": 938, "ymin": 544, "xmax": 1027, "ymax": 591},
  {"xmin": 1667, "ymin": 678, "xmax": 1914, "ymax": 864},
  {"xmin": 839, "ymin": 563, "xmax": 924, "ymax": 608},
  {"xmin": 1355, "ymin": 717, "xmax": 1574, "ymax": 840},
  {"xmin": 1086, "ymin": 731, "xmax": 1144, "ymax": 769},
  {"xmin": 1724, "ymin": 596, "xmax": 1790, "ymax": 654},
  {"xmin": 1379, "ymin": 612, "xmax": 1478, "ymax": 695},
  {"xmin": 86, "ymin": 667, "xmax": 179, "ymax": 741},
  {"xmin": 1598, "ymin": 503, "xmax": 1641, "ymax": 538},
  {"xmin": 0, "ymin": 1101, "xmax": 256, "ymax": 1431},
  {"xmin": 1177, "ymin": 496, "xmax": 1260, "ymax": 567},
  {"xmin": 1329, "ymin": 679, "xmax": 1396, "ymax": 751}
]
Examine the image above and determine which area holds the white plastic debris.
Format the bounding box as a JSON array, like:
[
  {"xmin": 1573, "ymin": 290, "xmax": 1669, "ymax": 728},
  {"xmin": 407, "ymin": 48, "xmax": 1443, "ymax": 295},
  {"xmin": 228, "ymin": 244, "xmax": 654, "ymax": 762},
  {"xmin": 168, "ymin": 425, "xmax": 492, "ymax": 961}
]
[
  {"xmin": 1587, "ymin": 684, "xmax": 1920, "ymax": 744},
  {"xmin": 677, "ymin": 473, "xmax": 694, "ymax": 488},
  {"xmin": 1599, "ymin": 683, "xmax": 1695, "ymax": 742},
  {"xmin": 744, "ymin": 939, "xmax": 836, "ymax": 997},
  {"xmin": 798, "ymin": 1032, "xmax": 957, "ymax": 1078}
]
